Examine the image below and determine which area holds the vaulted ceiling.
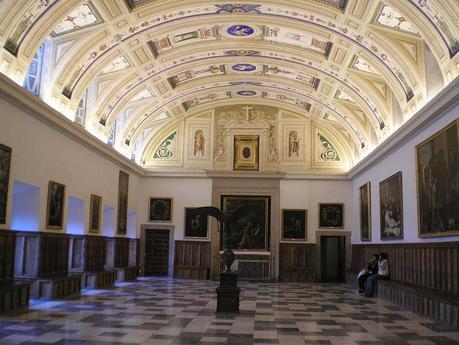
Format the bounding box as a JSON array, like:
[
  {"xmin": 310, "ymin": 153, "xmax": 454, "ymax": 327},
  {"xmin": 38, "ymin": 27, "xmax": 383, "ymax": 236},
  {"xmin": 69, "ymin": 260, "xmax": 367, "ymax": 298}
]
[{"xmin": 0, "ymin": 0, "xmax": 457, "ymax": 171}]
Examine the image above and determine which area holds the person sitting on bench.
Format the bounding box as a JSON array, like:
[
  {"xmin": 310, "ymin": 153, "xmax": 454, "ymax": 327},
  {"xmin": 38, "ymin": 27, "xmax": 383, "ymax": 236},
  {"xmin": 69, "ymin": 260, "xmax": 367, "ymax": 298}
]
[
  {"xmin": 365, "ymin": 252, "xmax": 390, "ymax": 297},
  {"xmin": 357, "ymin": 254, "xmax": 379, "ymax": 293}
]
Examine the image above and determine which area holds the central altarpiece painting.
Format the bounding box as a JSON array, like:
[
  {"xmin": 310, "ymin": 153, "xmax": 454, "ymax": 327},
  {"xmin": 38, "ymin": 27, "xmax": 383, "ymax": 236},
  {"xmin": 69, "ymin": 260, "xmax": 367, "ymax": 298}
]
[{"xmin": 220, "ymin": 195, "xmax": 270, "ymax": 251}]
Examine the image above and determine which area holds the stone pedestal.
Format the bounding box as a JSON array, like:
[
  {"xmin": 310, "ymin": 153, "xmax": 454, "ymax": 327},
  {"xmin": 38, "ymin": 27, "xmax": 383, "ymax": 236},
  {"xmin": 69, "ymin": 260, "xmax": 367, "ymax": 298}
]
[{"xmin": 216, "ymin": 272, "xmax": 240, "ymax": 313}]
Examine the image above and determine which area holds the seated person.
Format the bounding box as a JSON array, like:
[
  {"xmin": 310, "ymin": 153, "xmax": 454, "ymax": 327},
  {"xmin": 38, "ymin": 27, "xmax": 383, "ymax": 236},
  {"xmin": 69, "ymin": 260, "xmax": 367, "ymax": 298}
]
[
  {"xmin": 365, "ymin": 252, "xmax": 390, "ymax": 297},
  {"xmin": 358, "ymin": 254, "xmax": 379, "ymax": 293}
]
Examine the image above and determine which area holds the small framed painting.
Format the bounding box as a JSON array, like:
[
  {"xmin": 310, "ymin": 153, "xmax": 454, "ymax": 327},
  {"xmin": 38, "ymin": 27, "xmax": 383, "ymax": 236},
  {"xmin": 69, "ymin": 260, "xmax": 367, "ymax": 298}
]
[
  {"xmin": 46, "ymin": 181, "xmax": 66, "ymax": 230},
  {"xmin": 359, "ymin": 182, "xmax": 371, "ymax": 241},
  {"xmin": 184, "ymin": 207, "xmax": 208, "ymax": 238},
  {"xmin": 149, "ymin": 197, "xmax": 173, "ymax": 222},
  {"xmin": 282, "ymin": 209, "xmax": 307, "ymax": 241},
  {"xmin": 89, "ymin": 194, "xmax": 102, "ymax": 233},
  {"xmin": 319, "ymin": 203, "xmax": 344, "ymax": 228},
  {"xmin": 379, "ymin": 171, "xmax": 403, "ymax": 240},
  {"xmin": 233, "ymin": 135, "xmax": 259, "ymax": 171},
  {"xmin": 0, "ymin": 143, "xmax": 12, "ymax": 224}
]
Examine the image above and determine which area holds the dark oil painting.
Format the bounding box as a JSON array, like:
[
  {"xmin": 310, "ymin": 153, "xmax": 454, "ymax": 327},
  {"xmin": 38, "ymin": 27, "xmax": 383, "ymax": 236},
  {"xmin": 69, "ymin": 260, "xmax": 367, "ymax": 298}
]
[
  {"xmin": 417, "ymin": 120, "xmax": 459, "ymax": 237},
  {"xmin": 282, "ymin": 209, "xmax": 307, "ymax": 240},
  {"xmin": 117, "ymin": 171, "xmax": 129, "ymax": 235},
  {"xmin": 379, "ymin": 172, "xmax": 403, "ymax": 240},
  {"xmin": 46, "ymin": 181, "xmax": 65, "ymax": 229},
  {"xmin": 319, "ymin": 203, "xmax": 344, "ymax": 228},
  {"xmin": 221, "ymin": 195, "xmax": 270, "ymax": 250},
  {"xmin": 359, "ymin": 182, "xmax": 371, "ymax": 241},
  {"xmin": 89, "ymin": 194, "xmax": 102, "ymax": 233},
  {"xmin": 149, "ymin": 197, "xmax": 172, "ymax": 221},
  {"xmin": 184, "ymin": 207, "xmax": 208, "ymax": 238},
  {"xmin": 0, "ymin": 143, "xmax": 11, "ymax": 224}
]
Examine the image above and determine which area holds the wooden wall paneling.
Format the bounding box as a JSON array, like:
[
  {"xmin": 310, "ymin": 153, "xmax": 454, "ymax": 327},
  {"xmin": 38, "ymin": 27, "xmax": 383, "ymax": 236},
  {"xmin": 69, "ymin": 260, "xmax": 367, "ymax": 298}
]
[
  {"xmin": 279, "ymin": 243, "xmax": 316, "ymax": 282},
  {"xmin": 114, "ymin": 237, "xmax": 129, "ymax": 268},
  {"xmin": 174, "ymin": 241, "xmax": 210, "ymax": 279},
  {"xmin": 0, "ymin": 230, "xmax": 16, "ymax": 283}
]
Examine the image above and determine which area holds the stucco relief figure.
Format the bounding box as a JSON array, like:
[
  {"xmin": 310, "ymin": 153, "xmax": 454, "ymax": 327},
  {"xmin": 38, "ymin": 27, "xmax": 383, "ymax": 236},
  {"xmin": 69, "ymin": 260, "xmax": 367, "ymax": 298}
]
[
  {"xmin": 288, "ymin": 130, "xmax": 300, "ymax": 157},
  {"xmin": 193, "ymin": 130, "xmax": 205, "ymax": 156}
]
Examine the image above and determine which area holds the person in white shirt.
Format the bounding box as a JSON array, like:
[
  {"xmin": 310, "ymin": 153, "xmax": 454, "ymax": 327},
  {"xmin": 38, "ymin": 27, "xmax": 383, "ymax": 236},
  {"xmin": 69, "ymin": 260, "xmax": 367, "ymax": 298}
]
[{"xmin": 365, "ymin": 253, "xmax": 390, "ymax": 297}]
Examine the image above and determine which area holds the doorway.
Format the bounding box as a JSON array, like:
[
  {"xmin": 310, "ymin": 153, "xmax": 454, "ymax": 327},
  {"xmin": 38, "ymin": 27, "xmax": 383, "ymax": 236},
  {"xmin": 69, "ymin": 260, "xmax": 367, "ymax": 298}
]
[
  {"xmin": 320, "ymin": 236, "xmax": 345, "ymax": 282},
  {"xmin": 144, "ymin": 229, "xmax": 170, "ymax": 276}
]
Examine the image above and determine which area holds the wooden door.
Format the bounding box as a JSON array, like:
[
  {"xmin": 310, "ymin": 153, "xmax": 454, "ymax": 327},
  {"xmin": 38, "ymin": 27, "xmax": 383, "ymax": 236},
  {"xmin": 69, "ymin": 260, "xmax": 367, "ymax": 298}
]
[
  {"xmin": 144, "ymin": 229, "xmax": 170, "ymax": 276},
  {"xmin": 320, "ymin": 236, "xmax": 345, "ymax": 282}
]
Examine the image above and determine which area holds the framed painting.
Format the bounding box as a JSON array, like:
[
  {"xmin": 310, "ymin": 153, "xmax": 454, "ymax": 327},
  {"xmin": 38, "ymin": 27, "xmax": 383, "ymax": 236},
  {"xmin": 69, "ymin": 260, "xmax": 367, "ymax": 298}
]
[
  {"xmin": 149, "ymin": 197, "xmax": 173, "ymax": 222},
  {"xmin": 0, "ymin": 143, "xmax": 12, "ymax": 224},
  {"xmin": 282, "ymin": 209, "xmax": 307, "ymax": 241},
  {"xmin": 359, "ymin": 182, "xmax": 371, "ymax": 241},
  {"xmin": 46, "ymin": 181, "xmax": 66, "ymax": 230},
  {"xmin": 184, "ymin": 207, "xmax": 208, "ymax": 238},
  {"xmin": 319, "ymin": 203, "xmax": 344, "ymax": 228},
  {"xmin": 379, "ymin": 171, "xmax": 403, "ymax": 240},
  {"xmin": 416, "ymin": 120, "xmax": 459, "ymax": 237},
  {"xmin": 117, "ymin": 171, "xmax": 129, "ymax": 235},
  {"xmin": 89, "ymin": 194, "xmax": 102, "ymax": 233},
  {"xmin": 220, "ymin": 195, "xmax": 270, "ymax": 250},
  {"xmin": 233, "ymin": 135, "xmax": 259, "ymax": 171}
]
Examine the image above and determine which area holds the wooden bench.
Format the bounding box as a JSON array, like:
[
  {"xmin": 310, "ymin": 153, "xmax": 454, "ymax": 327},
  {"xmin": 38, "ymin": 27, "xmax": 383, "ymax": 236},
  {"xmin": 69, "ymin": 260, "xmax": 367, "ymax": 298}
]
[
  {"xmin": 30, "ymin": 275, "xmax": 81, "ymax": 300},
  {"xmin": 351, "ymin": 243, "xmax": 459, "ymax": 329},
  {"xmin": 82, "ymin": 270, "xmax": 117, "ymax": 289},
  {"xmin": 115, "ymin": 266, "xmax": 138, "ymax": 282},
  {"xmin": 377, "ymin": 279, "xmax": 458, "ymax": 329},
  {"xmin": 0, "ymin": 281, "xmax": 30, "ymax": 314}
]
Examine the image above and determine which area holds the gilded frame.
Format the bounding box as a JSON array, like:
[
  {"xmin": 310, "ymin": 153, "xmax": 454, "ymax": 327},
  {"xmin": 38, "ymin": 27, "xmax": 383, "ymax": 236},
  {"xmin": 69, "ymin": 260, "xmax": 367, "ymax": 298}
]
[
  {"xmin": 89, "ymin": 194, "xmax": 102, "ymax": 233},
  {"xmin": 318, "ymin": 203, "xmax": 344, "ymax": 228},
  {"xmin": 46, "ymin": 181, "xmax": 66, "ymax": 230},
  {"xmin": 416, "ymin": 120, "xmax": 459, "ymax": 237},
  {"xmin": 149, "ymin": 197, "xmax": 173, "ymax": 222},
  {"xmin": 233, "ymin": 135, "xmax": 259, "ymax": 171},
  {"xmin": 379, "ymin": 171, "xmax": 403, "ymax": 240},
  {"xmin": 281, "ymin": 209, "xmax": 307, "ymax": 241},
  {"xmin": 359, "ymin": 182, "xmax": 371, "ymax": 241}
]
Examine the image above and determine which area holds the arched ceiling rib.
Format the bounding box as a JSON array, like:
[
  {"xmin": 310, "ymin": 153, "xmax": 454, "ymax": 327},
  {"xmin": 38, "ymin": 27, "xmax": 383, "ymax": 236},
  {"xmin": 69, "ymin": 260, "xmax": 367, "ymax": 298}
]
[{"xmin": 0, "ymin": 0, "xmax": 457, "ymax": 170}]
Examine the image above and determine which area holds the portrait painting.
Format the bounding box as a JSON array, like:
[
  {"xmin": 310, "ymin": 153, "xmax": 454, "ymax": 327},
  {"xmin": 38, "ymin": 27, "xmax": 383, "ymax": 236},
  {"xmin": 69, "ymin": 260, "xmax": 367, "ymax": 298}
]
[
  {"xmin": 282, "ymin": 209, "xmax": 307, "ymax": 241},
  {"xmin": 221, "ymin": 195, "xmax": 270, "ymax": 250},
  {"xmin": 319, "ymin": 203, "xmax": 344, "ymax": 228},
  {"xmin": 233, "ymin": 135, "xmax": 259, "ymax": 171},
  {"xmin": 149, "ymin": 197, "xmax": 173, "ymax": 222},
  {"xmin": 0, "ymin": 143, "xmax": 12, "ymax": 224},
  {"xmin": 117, "ymin": 171, "xmax": 129, "ymax": 235},
  {"xmin": 416, "ymin": 120, "xmax": 459, "ymax": 237},
  {"xmin": 379, "ymin": 172, "xmax": 403, "ymax": 240},
  {"xmin": 46, "ymin": 181, "xmax": 66, "ymax": 230},
  {"xmin": 89, "ymin": 194, "xmax": 102, "ymax": 233},
  {"xmin": 184, "ymin": 207, "xmax": 208, "ymax": 238},
  {"xmin": 359, "ymin": 182, "xmax": 371, "ymax": 241}
]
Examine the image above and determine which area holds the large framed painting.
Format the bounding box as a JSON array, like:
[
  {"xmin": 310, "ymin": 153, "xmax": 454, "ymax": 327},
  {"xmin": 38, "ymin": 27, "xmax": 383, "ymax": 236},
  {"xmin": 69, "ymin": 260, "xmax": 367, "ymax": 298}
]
[
  {"xmin": 233, "ymin": 135, "xmax": 259, "ymax": 171},
  {"xmin": 117, "ymin": 171, "xmax": 129, "ymax": 235},
  {"xmin": 282, "ymin": 209, "xmax": 307, "ymax": 241},
  {"xmin": 149, "ymin": 197, "xmax": 173, "ymax": 222},
  {"xmin": 416, "ymin": 120, "xmax": 459, "ymax": 237},
  {"xmin": 359, "ymin": 182, "xmax": 371, "ymax": 241},
  {"xmin": 221, "ymin": 195, "xmax": 270, "ymax": 250},
  {"xmin": 89, "ymin": 194, "xmax": 102, "ymax": 233},
  {"xmin": 0, "ymin": 143, "xmax": 12, "ymax": 224},
  {"xmin": 379, "ymin": 171, "xmax": 403, "ymax": 240},
  {"xmin": 46, "ymin": 181, "xmax": 66, "ymax": 230},
  {"xmin": 319, "ymin": 203, "xmax": 344, "ymax": 228},
  {"xmin": 184, "ymin": 207, "xmax": 208, "ymax": 238}
]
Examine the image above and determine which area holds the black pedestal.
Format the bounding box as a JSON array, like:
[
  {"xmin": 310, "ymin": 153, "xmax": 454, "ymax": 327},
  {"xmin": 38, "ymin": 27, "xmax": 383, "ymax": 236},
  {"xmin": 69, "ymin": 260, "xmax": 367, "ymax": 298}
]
[{"xmin": 216, "ymin": 272, "xmax": 240, "ymax": 313}]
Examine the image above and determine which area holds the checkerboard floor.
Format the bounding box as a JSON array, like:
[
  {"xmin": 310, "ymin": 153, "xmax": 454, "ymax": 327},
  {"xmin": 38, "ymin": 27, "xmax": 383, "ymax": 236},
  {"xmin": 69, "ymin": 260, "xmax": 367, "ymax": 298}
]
[{"xmin": 0, "ymin": 278, "xmax": 458, "ymax": 345}]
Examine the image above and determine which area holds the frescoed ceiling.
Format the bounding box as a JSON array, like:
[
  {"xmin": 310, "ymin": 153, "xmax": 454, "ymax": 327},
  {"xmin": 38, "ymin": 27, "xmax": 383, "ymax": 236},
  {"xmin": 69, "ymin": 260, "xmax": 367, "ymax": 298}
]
[{"xmin": 0, "ymin": 0, "xmax": 457, "ymax": 172}]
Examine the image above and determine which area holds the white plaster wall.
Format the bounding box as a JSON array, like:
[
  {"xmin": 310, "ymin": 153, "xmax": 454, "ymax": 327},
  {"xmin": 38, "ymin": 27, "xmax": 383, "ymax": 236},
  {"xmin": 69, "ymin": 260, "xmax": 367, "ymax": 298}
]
[
  {"xmin": 352, "ymin": 102, "xmax": 459, "ymax": 244},
  {"xmin": 138, "ymin": 178, "xmax": 212, "ymax": 240},
  {"xmin": 280, "ymin": 179, "xmax": 353, "ymax": 243},
  {"xmin": 0, "ymin": 96, "xmax": 141, "ymax": 236}
]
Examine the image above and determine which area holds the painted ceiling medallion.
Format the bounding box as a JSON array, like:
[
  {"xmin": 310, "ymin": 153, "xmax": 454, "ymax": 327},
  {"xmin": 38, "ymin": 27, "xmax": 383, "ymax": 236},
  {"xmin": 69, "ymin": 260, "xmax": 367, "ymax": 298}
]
[
  {"xmin": 237, "ymin": 90, "xmax": 257, "ymax": 96},
  {"xmin": 227, "ymin": 24, "xmax": 255, "ymax": 36},
  {"xmin": 225, "ymin": 50, "xmax": 260, "ymax": 56},
  {"xmin": 232, "ymin": 64, "xmax": 256, "ymax": 72},
  {"xmin": 51, "ymin": 2, "xmax": 103, "ymax": 37},
  {"xmin": 374, "ymin": 4, "xmax": 419, "ymax": 35}
]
